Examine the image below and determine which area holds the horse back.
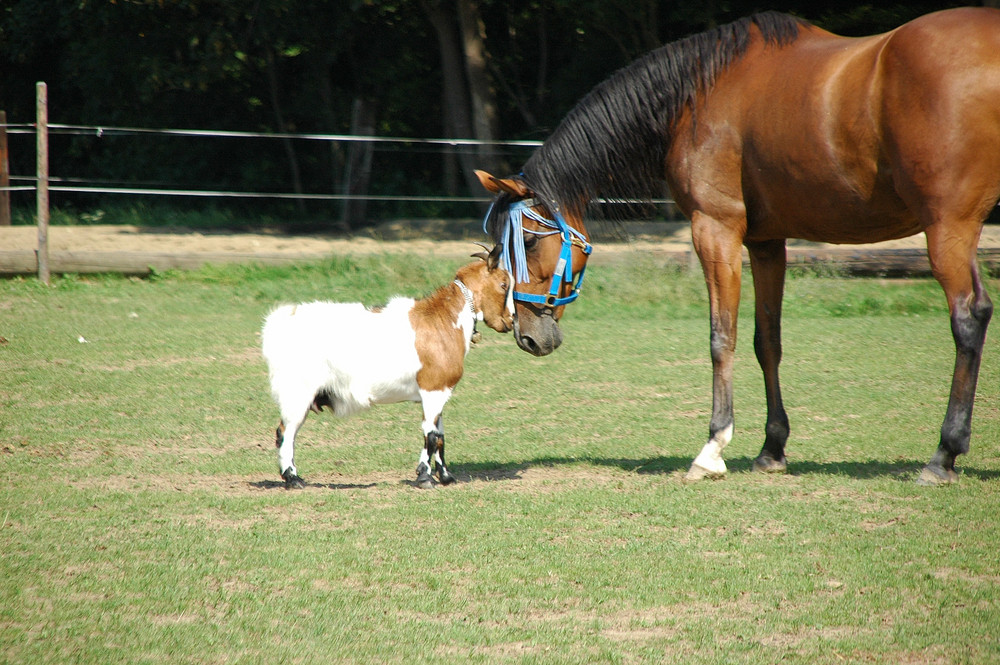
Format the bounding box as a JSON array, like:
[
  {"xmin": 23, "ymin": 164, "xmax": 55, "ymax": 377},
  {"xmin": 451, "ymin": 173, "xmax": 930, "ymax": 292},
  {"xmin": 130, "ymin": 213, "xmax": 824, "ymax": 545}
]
[{"xmin": 670, "ymin": 7, "xmax": 1000, "ymax": 244}]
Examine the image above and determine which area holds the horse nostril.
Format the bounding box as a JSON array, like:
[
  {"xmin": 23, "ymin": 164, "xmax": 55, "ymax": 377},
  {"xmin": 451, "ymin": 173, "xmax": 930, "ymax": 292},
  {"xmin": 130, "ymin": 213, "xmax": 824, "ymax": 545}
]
[{"xmin": 519, "ymin": 334, "xmax": 540, "ymax": 354}]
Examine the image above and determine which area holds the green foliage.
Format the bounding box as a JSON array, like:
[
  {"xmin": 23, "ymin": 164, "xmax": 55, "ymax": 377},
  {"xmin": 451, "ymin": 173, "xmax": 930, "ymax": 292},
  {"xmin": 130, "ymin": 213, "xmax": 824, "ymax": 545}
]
[{"xmin": 1, "ymin": 1, "xmax": 964, "ymax": 222}]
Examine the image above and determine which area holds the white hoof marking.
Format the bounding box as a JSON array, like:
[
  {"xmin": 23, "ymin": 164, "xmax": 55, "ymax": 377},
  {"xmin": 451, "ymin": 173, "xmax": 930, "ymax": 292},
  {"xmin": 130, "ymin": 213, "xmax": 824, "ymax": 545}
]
[{"xmin": 686, "ymin": 425, "xmax": 733, "ymax": 481}]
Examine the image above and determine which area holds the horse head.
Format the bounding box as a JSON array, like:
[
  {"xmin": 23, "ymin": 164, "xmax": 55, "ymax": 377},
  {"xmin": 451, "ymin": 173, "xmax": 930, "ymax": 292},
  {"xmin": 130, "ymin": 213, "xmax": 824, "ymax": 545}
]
[{"xmin": 475, "ymin": 170, "xmax": 592, "ymax": 357}]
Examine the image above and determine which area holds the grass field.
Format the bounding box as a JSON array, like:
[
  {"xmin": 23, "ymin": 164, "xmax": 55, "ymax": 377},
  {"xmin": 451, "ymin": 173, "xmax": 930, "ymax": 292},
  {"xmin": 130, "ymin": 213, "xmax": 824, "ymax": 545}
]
[{"xmin": 1, "ymin": 255, "xmax": 998, "ymax": 664}]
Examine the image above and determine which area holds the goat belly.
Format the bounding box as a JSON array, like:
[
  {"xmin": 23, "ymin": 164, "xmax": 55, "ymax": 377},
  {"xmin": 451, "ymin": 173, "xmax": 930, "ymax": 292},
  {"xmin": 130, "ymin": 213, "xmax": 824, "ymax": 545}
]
[{"xmin": 262, "ymin": 299, "xmax": 424, "ymax": 417}]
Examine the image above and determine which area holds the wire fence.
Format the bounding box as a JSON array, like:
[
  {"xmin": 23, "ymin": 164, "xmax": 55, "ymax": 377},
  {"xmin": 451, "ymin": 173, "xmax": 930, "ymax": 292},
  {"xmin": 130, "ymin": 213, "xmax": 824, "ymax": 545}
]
[
  {"xmin": 0, "ymin": 87, "xmax": 679, "ymax": 284},
  {"xmin": 0, "ymin": 122, "xmax": 549, "ymax": 205},
  {"xmin": 0, "ymin": 121, "xmax": 677, "ymax": 208}
]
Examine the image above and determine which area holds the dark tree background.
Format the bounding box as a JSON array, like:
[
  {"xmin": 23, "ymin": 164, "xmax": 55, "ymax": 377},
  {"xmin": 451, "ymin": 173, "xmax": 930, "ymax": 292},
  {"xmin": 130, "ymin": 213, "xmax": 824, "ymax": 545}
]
[{"xmin": 0, "ymin": 1, "xmax": 980, "ymax": 226}]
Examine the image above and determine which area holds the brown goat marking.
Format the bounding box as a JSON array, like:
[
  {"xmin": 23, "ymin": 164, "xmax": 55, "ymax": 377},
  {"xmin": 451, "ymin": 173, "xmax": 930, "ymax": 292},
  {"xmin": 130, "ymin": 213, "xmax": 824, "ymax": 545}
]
[
  {"xmin": 454, "ymin": 260, "xmax": 514, "ymax": 335},
  {"xmin": 411, "ymin": 285, "xmax": 467, "ymax": 393}
]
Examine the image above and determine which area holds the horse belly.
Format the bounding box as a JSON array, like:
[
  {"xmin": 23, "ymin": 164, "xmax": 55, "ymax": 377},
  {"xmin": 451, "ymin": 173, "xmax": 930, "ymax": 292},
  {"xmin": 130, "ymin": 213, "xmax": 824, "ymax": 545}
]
[{"xmin": 743, "ymin": 175, "xmax": 922, "ymax": 245}]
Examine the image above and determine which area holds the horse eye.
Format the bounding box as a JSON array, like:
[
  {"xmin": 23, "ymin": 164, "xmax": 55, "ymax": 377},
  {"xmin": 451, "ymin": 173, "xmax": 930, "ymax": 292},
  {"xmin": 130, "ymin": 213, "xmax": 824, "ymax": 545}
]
[{"xmin": 523, "ymin": 234, "xmax": 539, "ymax": 251}]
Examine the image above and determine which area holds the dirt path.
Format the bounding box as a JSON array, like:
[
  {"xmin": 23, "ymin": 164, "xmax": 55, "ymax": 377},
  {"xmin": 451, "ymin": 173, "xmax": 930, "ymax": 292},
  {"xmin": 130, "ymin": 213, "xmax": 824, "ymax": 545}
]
[{"xmin": 2, "ymin": 222, "xmax": 999, "ymax": 275}]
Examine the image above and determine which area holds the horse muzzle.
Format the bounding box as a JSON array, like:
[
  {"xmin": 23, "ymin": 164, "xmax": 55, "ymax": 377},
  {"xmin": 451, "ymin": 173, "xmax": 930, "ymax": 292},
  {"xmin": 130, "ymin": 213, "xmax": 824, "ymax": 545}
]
[{"xmin": 513, "ymin": 311, "xmax": 563, "ymax": 356}]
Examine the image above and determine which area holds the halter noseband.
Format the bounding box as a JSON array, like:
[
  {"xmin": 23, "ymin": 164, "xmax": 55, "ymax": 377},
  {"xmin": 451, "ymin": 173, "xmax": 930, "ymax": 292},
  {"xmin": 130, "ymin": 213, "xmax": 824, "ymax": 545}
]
[{"xmin": 487, "ymin": 198, "xmax": 593, "ymax": 308}]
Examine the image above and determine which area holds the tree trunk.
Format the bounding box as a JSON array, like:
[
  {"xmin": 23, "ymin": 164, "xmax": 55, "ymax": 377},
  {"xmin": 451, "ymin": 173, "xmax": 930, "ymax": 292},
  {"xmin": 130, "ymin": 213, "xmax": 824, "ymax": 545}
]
[
  {"xmin": 264, "ymin": 47, "xmax": 306, "ymax": 213},
  {"xmin": 313, "ymin": 55, "xmax": 347, "ymax": 210},
  {"xmin": 456, "ymin": 0, "xmax": 501, "ymax": 175},
  {"xmin": 422, "ymin": 0, "xmax": 481, "ymax": 196},
  {"xmin": 339, "ymin": 97, "xmax": 376, "ymax": 231},
  {"xmin": 0, "ymin": 111, "xmax": 10, "ymax": 226}
]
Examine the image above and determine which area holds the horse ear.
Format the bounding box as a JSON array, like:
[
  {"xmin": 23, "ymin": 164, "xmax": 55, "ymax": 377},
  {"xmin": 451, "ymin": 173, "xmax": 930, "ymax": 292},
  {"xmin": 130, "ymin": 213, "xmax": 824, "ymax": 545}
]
[
  {"xmin": 474, "ymin": 170, "xmax": 501, "ymax": 194},
  {"xmin": 474, "ymin": 170, "xmax": 531, "ymax": 198}
]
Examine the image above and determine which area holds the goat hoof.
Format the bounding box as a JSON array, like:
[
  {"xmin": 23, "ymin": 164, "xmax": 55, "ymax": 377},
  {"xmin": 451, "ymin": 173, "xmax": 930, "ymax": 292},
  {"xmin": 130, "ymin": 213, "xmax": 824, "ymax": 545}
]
[{"xmin": 282, "ymin": 469, "xmax": 306, "ymax": 489}]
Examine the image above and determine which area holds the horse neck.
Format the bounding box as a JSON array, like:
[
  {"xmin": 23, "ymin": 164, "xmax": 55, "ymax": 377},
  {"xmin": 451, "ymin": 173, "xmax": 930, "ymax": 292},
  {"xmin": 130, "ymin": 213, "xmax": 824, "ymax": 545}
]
[{"xmin": 520, "ymin": 12, "xmax": 804, "ymax": 219}]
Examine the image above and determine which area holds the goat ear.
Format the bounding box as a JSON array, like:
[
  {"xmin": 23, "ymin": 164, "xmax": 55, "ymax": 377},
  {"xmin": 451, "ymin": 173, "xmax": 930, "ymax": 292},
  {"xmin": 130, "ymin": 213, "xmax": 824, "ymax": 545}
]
[{"xmin": 474, "ymin": 170, "xmax": 531, "ymax": 198}]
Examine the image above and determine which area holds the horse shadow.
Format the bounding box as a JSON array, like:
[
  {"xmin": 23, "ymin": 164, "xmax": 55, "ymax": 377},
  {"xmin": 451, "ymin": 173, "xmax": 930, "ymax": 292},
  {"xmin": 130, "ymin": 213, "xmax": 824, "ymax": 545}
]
[{"xmin": 454, "ymin": 454, "xmax": 1000, "ymax": 484}]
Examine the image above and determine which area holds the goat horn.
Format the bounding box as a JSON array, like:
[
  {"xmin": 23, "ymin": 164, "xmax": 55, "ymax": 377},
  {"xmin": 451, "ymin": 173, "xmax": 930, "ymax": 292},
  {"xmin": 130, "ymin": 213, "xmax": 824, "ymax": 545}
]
[{"xmin": 471, "ymin": 241, "xmax": 491, "ymax": 261}]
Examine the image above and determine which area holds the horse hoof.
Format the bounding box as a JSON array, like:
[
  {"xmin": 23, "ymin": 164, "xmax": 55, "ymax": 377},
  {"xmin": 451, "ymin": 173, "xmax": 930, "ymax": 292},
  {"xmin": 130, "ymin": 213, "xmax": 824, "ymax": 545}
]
[
  {"xmin": 438, "ymin": 473, "xmax": 456, "ymax": 486},
  {"xmin": 416, "ymin": 473, "xmax": 434, "ymax": 489},
  {"xmin": 752, "ymin": 455, "xmax": 787, "ymax": 474},
  {"xmin": 684, "ymin": 463, "xmax": 726, "ymax": 482},
  {"xmin": 916, "ymin": 465, "xmax": 958, "ymax": 486}
]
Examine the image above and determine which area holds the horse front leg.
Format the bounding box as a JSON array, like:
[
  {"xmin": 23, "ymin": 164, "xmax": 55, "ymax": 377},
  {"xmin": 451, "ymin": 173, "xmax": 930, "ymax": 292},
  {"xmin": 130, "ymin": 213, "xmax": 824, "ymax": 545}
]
[
  {"xmin": 920, "ymin": 228, "xmax": 993, "ymax": 484},
  {"xmin": 686, "ymin": 218, "xmax": 744, "ymax": 481},
  {"xmin": 746, "ymin": 240, "xmax": 790, "ymax": 473}
]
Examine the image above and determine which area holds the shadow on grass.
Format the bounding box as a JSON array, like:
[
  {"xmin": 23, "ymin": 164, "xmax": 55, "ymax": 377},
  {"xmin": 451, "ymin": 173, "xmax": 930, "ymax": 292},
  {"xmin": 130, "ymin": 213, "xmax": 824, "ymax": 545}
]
[
  {"xmin": 248, "ymin": 455, "xmax": 999, "ymax": 491},
  {"xmin": 454, "ymin": 454, "xmax": 1000, "ymax": 484},
  {"xmin": 249, "ymin": 479, "xmax": 379, "ymax": 491}
]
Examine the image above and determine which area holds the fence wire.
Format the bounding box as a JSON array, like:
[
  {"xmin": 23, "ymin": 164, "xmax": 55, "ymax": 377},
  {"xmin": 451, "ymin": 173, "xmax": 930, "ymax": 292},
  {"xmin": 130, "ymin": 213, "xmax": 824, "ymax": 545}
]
[{"xmin": 0, "ymin": 122, "xmax": 538, "ymax": 204}]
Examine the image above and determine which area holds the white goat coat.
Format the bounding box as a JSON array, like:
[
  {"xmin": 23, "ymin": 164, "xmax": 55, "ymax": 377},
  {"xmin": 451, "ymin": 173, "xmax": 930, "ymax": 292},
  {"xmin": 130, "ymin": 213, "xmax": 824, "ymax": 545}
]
[{"xmin": 261, "ymin": 296, "xmax": 472, "ymax": 420}]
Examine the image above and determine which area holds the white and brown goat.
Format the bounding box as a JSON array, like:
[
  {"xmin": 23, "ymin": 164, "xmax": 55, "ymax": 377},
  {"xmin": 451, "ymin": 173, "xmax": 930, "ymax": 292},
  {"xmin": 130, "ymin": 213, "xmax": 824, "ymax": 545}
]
[{"xmin": 261, "ymin": 247, "xmax": 513, "ymax": 488}]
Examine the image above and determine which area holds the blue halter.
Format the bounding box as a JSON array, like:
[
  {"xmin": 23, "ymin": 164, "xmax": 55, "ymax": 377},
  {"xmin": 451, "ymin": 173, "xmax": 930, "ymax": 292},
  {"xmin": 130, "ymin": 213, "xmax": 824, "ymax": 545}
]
[{"xmin": 486, "ymin": 198, "xmax": 593, "ymax": 308}]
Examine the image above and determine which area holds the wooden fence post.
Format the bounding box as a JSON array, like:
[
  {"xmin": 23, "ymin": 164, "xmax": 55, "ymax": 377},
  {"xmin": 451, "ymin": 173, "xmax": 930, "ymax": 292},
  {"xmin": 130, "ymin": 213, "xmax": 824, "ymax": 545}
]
[
  {"xmin": 36, "ymin": 82, "xmax": 50, "ymax": 285},
  {"xmin": 0, "ymin": 111, "xmax": 9, "ymax": 226}
]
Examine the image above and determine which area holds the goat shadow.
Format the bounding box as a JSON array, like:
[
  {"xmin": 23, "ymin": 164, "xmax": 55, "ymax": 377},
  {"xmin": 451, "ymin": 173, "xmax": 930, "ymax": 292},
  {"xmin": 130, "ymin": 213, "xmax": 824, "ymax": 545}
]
[{"xmin": 249, "ymin": 479, "xmax": 379, "ymax": 491}]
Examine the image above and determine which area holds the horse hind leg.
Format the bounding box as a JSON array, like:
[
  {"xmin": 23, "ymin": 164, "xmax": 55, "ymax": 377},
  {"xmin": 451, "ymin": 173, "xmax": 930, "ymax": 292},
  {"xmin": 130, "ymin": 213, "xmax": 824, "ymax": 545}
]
[
  {"xmin": 918, "ymin": 223, "xmax": 993, "ymax": 485},
  {"xmin": 747, "ymin": 240, "xmax": 791, "ymax": 474}
]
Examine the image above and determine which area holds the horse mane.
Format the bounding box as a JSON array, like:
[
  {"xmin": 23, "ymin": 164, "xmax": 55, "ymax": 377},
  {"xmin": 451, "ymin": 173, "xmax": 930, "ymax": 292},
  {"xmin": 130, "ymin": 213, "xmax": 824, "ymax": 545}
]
[{"xmin": 486, "ymin": 11, "xmax": 806, "ymax": 240}]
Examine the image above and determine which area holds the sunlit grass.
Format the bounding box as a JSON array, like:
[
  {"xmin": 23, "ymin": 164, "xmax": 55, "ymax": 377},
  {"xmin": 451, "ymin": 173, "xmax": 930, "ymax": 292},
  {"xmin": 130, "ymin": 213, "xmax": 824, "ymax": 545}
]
[{"xmin": 1, "ymin": 258, "xmax": 997, "ymax": 664}]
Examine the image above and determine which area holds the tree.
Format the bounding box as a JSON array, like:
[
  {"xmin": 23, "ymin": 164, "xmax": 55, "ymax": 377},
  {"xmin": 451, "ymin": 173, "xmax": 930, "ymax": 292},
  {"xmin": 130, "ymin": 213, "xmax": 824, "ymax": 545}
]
[{"xmin": 1, "ymin": 0, "xmax": 977, "ymax": 224}]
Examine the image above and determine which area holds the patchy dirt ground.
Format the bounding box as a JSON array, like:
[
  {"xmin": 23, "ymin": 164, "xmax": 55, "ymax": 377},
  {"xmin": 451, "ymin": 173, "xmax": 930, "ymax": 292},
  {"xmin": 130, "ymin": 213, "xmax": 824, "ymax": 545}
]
[{"xmin": 2, "ymin": 220, "xmax": 999, "ymax": 271}]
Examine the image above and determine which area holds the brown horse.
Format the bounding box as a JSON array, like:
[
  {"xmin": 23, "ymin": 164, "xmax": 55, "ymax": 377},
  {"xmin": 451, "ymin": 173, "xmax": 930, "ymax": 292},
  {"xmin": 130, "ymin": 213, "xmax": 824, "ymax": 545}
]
[{"xmin": 478, "ymin": 8, "xmax": 998, "ymax": 485}]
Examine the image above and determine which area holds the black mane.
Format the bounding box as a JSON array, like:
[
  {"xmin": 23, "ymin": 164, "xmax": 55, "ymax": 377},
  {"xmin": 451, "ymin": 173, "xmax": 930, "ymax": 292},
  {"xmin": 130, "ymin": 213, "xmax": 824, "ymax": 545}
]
[{"xmin": 486, "ymin": 11, "xmax": 805, "ymax": 241}]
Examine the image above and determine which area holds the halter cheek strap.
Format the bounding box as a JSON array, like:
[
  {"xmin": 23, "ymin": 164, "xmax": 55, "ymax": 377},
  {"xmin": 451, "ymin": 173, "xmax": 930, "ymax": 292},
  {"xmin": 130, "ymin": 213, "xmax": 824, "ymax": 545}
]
[{"xmin": 486, "ymin": 198, "xmax": 593, "ymax": 308}]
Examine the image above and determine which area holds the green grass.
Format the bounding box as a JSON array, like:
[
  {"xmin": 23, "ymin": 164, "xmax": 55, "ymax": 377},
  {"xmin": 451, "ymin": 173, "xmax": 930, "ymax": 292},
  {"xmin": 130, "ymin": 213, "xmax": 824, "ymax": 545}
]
[{"xmin": 1, "ymin": 257, "xmax": 998, "ymax": 664}]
